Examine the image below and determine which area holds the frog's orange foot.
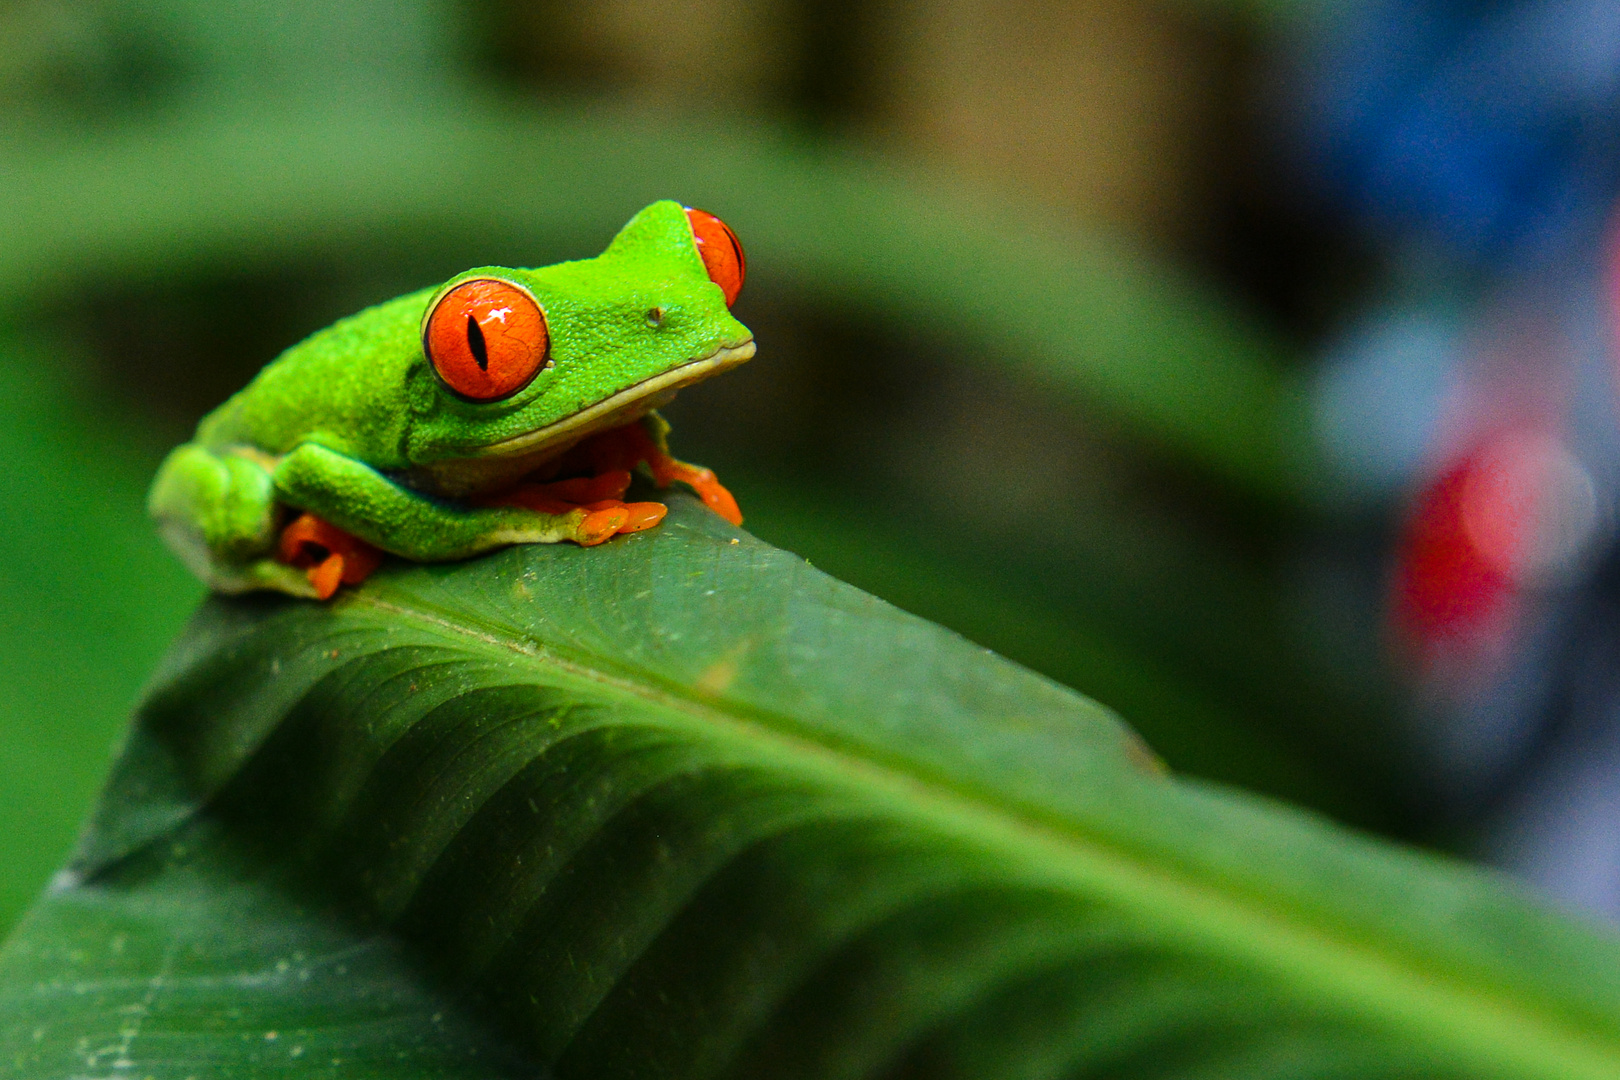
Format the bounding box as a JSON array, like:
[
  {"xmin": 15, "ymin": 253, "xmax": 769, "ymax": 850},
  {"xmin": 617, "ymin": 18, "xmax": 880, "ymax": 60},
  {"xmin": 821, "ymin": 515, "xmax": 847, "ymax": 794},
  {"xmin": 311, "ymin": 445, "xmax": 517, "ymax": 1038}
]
[
  {"xmin": 596, "ymin": 499, "xmax": 666, "ymax": 536},
  {"xmin": 576, "ymin": 423, "xmax": 743, "ymax": 526},
  {"xmin": 577, "ymin": 498, "xmax": 668, "ymax": 545},
  {"xmin": 278, "ymin": 513, "xmax": 384, "ymax": 600},
  {"xmin": 478, "ymin": 481, "xmax": 668, "ymax": 547}
]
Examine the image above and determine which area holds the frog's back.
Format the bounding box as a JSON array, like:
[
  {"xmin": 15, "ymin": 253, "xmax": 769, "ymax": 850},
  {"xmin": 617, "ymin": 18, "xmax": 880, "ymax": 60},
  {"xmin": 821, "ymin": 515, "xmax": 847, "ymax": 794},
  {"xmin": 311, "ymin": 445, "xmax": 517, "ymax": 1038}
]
[{"xmin": 196, "ymin": 287, "xmax": 434, "ymax": 466}]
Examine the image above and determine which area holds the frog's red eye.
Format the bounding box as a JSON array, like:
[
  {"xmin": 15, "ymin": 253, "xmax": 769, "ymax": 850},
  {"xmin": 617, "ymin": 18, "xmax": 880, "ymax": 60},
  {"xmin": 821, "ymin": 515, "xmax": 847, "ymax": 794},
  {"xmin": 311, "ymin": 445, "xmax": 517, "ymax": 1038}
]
[
  {"xmin": 684, "ymin": 207, "xmax": 745, "ymax": 306},
  {"xmin": 424, "ymin": 278, "xmax": 549, "ymax": 401}
]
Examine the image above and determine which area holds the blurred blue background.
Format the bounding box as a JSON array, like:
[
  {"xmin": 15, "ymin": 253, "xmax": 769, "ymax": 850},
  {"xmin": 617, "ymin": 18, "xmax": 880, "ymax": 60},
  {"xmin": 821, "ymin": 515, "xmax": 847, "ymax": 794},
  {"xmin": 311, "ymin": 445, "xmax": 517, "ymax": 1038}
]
[{"xmin": 4, "ymin": 0, "xmax": 1620, "ymax": 931}]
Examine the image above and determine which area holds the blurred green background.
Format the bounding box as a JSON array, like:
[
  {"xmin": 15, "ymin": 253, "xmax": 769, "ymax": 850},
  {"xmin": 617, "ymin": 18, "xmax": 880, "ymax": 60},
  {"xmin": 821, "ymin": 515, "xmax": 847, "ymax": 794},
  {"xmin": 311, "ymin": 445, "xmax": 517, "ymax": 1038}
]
[{"xmin": 0, "ymin": 0, "xmax": 1415, "ymax": 933}]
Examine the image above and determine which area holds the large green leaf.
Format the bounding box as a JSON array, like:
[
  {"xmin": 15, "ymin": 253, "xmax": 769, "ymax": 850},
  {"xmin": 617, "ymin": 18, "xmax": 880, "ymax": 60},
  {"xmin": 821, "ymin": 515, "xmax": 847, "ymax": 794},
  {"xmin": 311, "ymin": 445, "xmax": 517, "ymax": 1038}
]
[{"xmin": 3, "ymin": 497, "xmax": 1618, "ymax": 1078}]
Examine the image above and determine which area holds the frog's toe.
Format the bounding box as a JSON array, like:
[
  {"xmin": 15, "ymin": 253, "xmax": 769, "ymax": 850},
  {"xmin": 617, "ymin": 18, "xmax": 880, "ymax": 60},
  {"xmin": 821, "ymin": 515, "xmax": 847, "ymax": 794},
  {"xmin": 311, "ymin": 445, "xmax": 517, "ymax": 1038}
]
[
  {"xmin": 617, "ymin": 501, "xmax": 667, "ymax": 533},
  {"xmin": 580, "ymin": 499, "xmax": 667, "ymax": 542},
  {"xmin": 578, "ymin": 506, "xmax": 630, "ymax": 545},
  {"xmin": 306, "ymin": 554, "xmax": 345, "ymax": 600},
  {"xmin": 664, "ymin": 463, "xmax": 741, "ymax": 526}
]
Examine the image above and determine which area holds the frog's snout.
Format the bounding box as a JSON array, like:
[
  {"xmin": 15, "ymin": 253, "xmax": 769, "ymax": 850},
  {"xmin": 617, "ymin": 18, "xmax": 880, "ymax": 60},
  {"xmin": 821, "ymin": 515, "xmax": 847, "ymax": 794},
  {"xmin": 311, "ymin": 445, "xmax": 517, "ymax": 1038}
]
[{"xmin": 709, "ymin": 337, "xmax": 756, "ymax": 371}]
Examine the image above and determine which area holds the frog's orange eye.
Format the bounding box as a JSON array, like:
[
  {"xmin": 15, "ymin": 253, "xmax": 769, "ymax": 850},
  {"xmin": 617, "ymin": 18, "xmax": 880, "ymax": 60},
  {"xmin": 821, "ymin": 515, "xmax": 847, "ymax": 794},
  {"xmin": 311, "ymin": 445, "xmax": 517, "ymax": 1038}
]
[
  {"xmin": 423, "ymin": 278, "xmax": 550, "ymax": 401},
  {"xmin": 684, "ymin": 207, "xmax": 745, "ymax": 306}
]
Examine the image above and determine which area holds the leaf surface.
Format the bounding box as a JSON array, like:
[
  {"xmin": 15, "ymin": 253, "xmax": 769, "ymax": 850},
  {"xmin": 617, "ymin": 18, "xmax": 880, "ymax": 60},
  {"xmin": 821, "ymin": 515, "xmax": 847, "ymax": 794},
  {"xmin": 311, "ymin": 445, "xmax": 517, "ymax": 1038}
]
[{"xmin": 3, "ymin": 497, "xmax": 1617, "ymax": 1079}]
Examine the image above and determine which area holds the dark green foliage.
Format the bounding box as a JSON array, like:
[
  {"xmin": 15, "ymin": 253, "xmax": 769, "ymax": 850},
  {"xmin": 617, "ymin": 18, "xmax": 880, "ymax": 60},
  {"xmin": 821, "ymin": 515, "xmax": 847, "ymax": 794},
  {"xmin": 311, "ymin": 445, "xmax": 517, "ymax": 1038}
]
[{"xmin": 3, "ymin": 498, "xmax": 1618, "ymax": 1078}]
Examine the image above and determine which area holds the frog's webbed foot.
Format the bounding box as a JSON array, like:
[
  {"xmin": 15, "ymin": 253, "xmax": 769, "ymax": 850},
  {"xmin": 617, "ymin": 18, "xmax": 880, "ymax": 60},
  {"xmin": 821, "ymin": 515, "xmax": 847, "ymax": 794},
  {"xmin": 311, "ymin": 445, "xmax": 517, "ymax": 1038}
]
[
  {"xmin": 278, "ymin": 513, "xmax": 385, "ymax": 600},
  {"xmin": 571, "ymin": 418, "xmax": 743, "ymax": 526},
  {"xmin": 476, "ymin": 469, "xmax": 668, "ymax": 547}
]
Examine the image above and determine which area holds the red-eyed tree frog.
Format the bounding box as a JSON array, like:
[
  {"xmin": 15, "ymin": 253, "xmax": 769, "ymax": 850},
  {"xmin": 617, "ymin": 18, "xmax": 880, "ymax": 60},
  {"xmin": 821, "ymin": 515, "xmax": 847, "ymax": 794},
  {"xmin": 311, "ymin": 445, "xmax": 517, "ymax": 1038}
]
[{"xmin": 148, "ymin": 200, "xmax": 753, "ymax": 600}]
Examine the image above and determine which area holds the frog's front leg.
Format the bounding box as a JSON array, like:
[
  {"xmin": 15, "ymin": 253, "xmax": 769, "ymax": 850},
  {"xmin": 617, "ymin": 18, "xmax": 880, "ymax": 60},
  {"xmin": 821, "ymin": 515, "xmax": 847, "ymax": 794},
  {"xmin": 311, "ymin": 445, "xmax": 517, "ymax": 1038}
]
[
  {"xmin": 271, "ymin": 442, "xmax": 612, "ymax": 564},
  {"xmin": 580, "ymin": 414, "xmax": 743, "ymax": 526}
]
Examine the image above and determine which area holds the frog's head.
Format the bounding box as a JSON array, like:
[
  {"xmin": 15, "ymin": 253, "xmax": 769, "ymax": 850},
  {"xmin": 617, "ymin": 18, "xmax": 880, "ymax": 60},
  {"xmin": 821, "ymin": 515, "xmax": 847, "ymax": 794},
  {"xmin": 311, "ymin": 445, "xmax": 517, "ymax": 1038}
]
[{"xmin": 404, "ymin": 200, "xmax": 753, "ymax": 492}]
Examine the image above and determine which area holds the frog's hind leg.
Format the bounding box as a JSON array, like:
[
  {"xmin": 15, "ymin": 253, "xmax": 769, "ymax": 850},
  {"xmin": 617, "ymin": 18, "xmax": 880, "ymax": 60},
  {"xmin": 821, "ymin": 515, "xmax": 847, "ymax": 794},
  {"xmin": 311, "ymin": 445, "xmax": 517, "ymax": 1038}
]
[
  {"xmin": 149, "ymin": 443, "xmax": 316, "ymax": 597},
  {"xmin": 278, "ymin": 513, "xmax": 384, "ymax": 600}
]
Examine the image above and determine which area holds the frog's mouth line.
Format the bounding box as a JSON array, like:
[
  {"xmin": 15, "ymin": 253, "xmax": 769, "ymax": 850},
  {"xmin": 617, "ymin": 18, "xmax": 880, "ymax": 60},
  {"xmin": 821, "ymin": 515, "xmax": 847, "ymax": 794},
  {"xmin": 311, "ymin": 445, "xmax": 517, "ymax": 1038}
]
[{"xmin": 476, "ymin": 338, "xmax": 756, "ymax": 461}]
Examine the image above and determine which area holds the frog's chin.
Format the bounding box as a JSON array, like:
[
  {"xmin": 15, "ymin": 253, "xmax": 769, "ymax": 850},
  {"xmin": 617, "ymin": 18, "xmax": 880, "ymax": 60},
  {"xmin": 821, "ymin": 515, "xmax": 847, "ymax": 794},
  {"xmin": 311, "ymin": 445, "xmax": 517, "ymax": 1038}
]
[{"xmin": 412, "ymin": 338, "xmax": 755, "ymax": 498}]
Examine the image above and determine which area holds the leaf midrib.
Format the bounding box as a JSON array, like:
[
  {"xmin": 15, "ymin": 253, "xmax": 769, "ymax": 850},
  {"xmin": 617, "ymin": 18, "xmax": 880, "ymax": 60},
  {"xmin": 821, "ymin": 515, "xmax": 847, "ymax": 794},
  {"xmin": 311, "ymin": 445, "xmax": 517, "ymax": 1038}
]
[{"xmin": 354, "ymin": 592, "xmax": 1619, "ymax": 1080}]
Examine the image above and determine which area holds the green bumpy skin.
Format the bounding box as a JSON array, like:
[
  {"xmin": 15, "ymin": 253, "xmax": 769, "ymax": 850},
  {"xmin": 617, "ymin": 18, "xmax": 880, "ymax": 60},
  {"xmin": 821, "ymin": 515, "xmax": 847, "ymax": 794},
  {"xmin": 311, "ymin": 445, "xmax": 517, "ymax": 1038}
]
[{"xmin": 149, "ymin": 200, "xmax": 755, "ymax": 598}]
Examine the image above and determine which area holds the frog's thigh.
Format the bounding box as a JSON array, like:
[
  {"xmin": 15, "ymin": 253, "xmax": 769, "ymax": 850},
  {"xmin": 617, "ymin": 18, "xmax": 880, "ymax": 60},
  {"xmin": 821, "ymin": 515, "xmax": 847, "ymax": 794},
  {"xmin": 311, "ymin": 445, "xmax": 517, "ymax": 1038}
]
[
  {"xmin": 149, "ymin": 444, "xmax": 277, "ymax": 559},
  {"xmin": 272, "ymin": 442, "xmax": 584, "ymax": 561}
]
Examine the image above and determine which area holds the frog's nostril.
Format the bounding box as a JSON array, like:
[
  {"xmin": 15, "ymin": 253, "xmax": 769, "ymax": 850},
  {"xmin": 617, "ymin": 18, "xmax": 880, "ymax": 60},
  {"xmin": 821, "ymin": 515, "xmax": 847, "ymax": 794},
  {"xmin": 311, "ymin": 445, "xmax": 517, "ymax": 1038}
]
[{"xmin": 645, "ymin": 307, "xmax": 666, "ymax": 328}]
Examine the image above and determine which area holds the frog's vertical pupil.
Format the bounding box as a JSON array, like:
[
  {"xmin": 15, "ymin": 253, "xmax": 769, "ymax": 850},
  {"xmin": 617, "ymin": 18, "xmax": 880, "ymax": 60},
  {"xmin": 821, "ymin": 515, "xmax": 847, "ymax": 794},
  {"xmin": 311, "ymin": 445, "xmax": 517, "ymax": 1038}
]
[{"xmin": 466, "ymin": 315, "xmax": 489, "ymax": 371}]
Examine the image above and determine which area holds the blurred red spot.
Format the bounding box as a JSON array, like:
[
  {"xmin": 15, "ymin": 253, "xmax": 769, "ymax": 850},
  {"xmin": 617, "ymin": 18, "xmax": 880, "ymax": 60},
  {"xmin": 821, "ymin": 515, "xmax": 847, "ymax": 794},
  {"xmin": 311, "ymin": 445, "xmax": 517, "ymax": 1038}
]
[
  {"xmin": 1394, "ymin": 453, "xmax": 1515, "ymax": 650},
  {"xmin": 1393, "ymin": 428, "xmax": 1594, "ymax": 677}
]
